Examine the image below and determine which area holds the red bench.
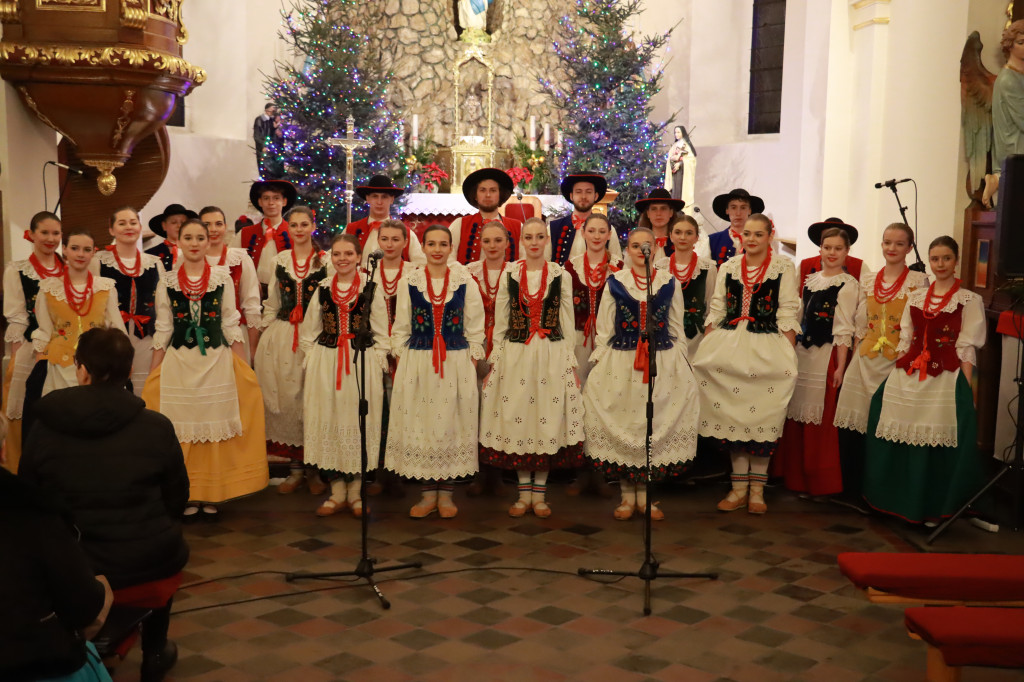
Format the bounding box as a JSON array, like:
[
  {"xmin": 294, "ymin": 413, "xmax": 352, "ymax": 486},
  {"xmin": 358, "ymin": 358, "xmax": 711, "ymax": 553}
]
[
  {"xmin": 837, "ymin": 552, "xmax": 1024, "ymax": 605},
  {"xmin": 905, "ymin": 606, "xmax": 1024, "ymax": 681}
]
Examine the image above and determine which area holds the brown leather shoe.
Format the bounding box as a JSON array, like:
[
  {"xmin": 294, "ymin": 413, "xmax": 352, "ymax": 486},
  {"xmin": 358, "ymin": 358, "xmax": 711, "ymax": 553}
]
[
  {"xmin": 613, "ymin": 502, "xmax": 635, "ymax": 521},
  {"xmin": 717, "ymin": 491, "xmax": 749, "ymax": 512}
]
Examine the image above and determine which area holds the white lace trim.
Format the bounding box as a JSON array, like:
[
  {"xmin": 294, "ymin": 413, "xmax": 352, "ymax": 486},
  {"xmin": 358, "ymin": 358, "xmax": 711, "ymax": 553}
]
[
  {"xmin": 957, "ymin": 346, "xmax": 976, "ymax": 365},
  {"xmin": 609, "ymin": 265, "xmax": 674, "ymax": 297},
  {"xmin": 654, "ymin": 254, "xmax": 714, "ymax": 274},
  {"xmin": 905, "ymin": 286, "xmax": 979, "ymax": 315},
  {"xmin": 96, "ymin": 250, "xmax": 162, "ymax": 273},
  {"xmin": 803, "ymin": 271, "xmax": 857, "ymax": 292},
  {"xmin": 162, "ymin": 265, "xmax": 233, "ymax": 291},
  {"xmin": 874, "ymin": 421, "xmax": 957, "ymax": 448},
  {"xmin": 787, "ymin": 402, "xmax": 823, "ymax": 425},
  {"xmin": 304, "ymin": 424, "xmax": 380, "ymax": 474},
  {"xmin": 859, "ymin": 268, "xmax": 930, "ymax": 299},
  {"xmin": 699, "ymin": 418, "xmax": 784, "ymax": 443},
  {"xmin": 719, "ymin": 252, "xmax": 791, "ymax": 280},
  {"xmin": 470, "ymin": 343, "xmax": 486, "ymax": 361},
  {"xmin": 586, "ymin": 422, "xmax": 698, "ymax": 467},
  {"xmin": 272, "ymin": 248, "xmax": 327, "ymax": 278},
  {"xmin": 589, "ymin": 345, "xmax": 609, "ymax": 367},
  {"xmin": 38, "ymin": 274, "xmax": 116, "ymax": 301},
  {"xmin": 833, "ymin": 407, "xmax": 868, "ymax": 434},
  {"xmin": 405, "ymin": 261, "xmax": 475, "ymax": 299},
  {"xmin": 173, "ymin": 418, "xmax": 243, "ymax": 444},
  {"xmin": 15, "ymin": 259, "xmax": 41, "ymax": 281},
  {"xmin": 506, "ymin": 259, "xmax": 566, "ymax": 286}
]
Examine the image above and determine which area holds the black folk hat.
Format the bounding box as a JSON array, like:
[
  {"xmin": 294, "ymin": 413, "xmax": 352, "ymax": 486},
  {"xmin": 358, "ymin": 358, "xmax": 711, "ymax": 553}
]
[
  {"xmin": 635, "ymin": 187, "xmax": 685, "ymax": 212},
  {"xmin": 356, "ymin": 174, "xmax": 404, "ymax": 199},
  {"xmin": 559, "ymin": 172, "xmax": 608, "ymax": 203},
  {"xmin": 462, "ymin": 168, "xmax": 514, "ymax": 208},
  {"xmin": 148, "ymin": 204, "xmax": 198, "ymax": 237},
  {"xmin": 808, "ymin": 217, "xmax": 859, "ymax": 246},
  {"xmin": 249, "ymin": 179, "xmax": 298, "ymax": 215},
  {"xmin": 712, "ymin": 188, "xmax": 765, "ymax": 221}
]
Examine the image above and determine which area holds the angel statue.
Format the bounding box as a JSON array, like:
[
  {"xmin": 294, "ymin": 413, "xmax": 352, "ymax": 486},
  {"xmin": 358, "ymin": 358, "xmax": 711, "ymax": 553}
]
[
  {"xmin": 982, "ymin": 20, "xmax": 1024, "ymax": 207},
  {"xmin": 961, "ymin": 31, "xmax": 996, "ymax": 199}
]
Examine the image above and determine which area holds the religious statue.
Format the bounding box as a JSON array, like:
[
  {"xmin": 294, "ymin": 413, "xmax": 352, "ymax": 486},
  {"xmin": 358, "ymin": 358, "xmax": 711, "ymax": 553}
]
[
  {"xmin": 462, "ymin": 86, "xmax": 485, "ymax": 136},
  {"xmin": 664, "ymin": 125, "xmax": 696, "ymax": 207},
  {"xmin": 457, "ymin": 0, "xmax": 493, "ymax": 43},
  {"xmin": 984, "ymin": 20, "xmax": 1024, "ymax": 207}
]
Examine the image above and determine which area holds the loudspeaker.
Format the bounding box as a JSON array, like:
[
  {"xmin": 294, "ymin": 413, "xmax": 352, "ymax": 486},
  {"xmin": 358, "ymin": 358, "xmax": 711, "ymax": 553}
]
[{"xmin": 997, "ymin": 154, "xmax": 1024, "ymax": 277}]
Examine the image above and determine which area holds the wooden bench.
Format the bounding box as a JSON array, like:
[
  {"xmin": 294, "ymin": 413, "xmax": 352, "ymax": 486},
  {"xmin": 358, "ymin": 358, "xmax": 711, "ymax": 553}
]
[{"xmin": 904, "ymin": 606, "xmax": 1024, "ymax": 682}]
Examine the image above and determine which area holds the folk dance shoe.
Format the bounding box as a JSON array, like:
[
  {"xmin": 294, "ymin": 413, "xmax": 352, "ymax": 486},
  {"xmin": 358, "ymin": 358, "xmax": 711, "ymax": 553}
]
[
  {"xmin": 747, "ymin": 484, "xmax": 767, "ymax": 515},
  {"xmin": 277, "ymin": 468, "xmax": 306, "ymax": 495},
  {"xmin": 346, "ymin": 478, "xmax": 366, "ymax": 518},
  {"xmin": 307, "ymin": 470, "xmax": 327, "ymax": 496},
  {"xmin": 316, "ymin": 479, "xmax": 348, "ymax": 517},
  {"xmin": 410, "ymin": 488, "xmax": 439, "ymax": 518},
  {"xmin": 437, "ymin": 489, "xmax": 458, "ymax": 518},
  {"xmin": 508, "ymin": 498, "xmax": 530, "ymax": 518},
  {"xmin": 717, "ymin": 487, "xmax": 749, "ymax": 512},
  {"xmin": 614, "ymin": 499, "xmax": 635, "ymax": 521}
]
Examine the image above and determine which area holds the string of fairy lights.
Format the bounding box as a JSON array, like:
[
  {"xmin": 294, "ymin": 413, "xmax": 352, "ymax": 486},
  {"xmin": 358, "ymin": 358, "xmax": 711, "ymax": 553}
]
[{"xmin": 264, "ymin": 0, "xmax": 674, "ymax": 235}]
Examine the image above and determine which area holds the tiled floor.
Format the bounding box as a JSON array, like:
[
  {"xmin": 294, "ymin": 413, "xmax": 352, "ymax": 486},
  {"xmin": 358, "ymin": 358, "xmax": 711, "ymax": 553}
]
[{"xmin": 110, "ymin": 478, "xmax": 1024, "ymax": 682}]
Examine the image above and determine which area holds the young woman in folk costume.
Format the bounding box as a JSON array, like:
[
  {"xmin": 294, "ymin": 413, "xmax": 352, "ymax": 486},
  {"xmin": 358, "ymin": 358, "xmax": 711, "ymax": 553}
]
[
  {"xmin": 832, "ymin": 223, "xmax": 928, "ymax": 507},
  {"xmin": 143, "ymin": 219, "xmax": 268, "ymax": 521},
  {"xmin": 91, "ymin": 207, "xmax": 164, "ymax": 396},
  {"xmin": 300, "ymin": 234, "xmax": 390, "ymax": 518},
  {"xmin": 32, "ymin": 231, "xmax": 126, "ymax": 396},
  {"xmin": 365, "ymin": 219, "xmax": 416, "ymax": 499},
  {"xmin": 199, "ymin": 206, "xmax": 262, "ymax": 363},
  {"xmin": 863, "ymin": 236, "xmax": 988, "ymax": 524},
  {"xmin": 583, "ymin": 227, "xmax": 699, "ymax": 521},
  {"xmin": 563, "ymin": 213, "xmax": 620, "ymax": 498},
  {"xmin": 253, "ymin": 205, "xmax": 329, "ymax": 495},
  {"xmin": 3, "ymin": 211, "xmax": 64, "ymax": 472},
  {"xmin": 480, "ymin": 217, "xmax": 585, "ymax": 518},
  {"xmin": 385, "ymin": 224, "xmax": 485, "ymax": 519},
  {"xmin": 653, "ymin": 214, "xmax": 716, "ymax": 360},
  {"xmin": 692, "ymin": 215, "xmax": 800, "ymax": 515},
  {"xmin": 466, "ymin": 220, "xmax": 513, "ymax": 498},
  {"xmin": 772, "ymin": 223, "xmax": 859, "ymax": 497}
]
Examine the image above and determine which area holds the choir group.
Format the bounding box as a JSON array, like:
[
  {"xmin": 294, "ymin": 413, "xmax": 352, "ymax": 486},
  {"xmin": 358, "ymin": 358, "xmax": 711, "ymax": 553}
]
[{"xmin": 2, "ymin": 167, "xmax": 988, "ymax": 528}]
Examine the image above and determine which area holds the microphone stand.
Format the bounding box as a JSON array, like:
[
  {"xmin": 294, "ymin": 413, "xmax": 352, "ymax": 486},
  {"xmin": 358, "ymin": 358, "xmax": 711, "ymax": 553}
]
[
  {"xmin": 578, "ymin": 250, "xmax": 718, "ymax": 615},
  {"xmin": 882, "ymin": 183, "xmax": 926, "ymax": 272},
  {"xmin": 287, "ymin": 257, "xmax": 422, "ymax": 608}
]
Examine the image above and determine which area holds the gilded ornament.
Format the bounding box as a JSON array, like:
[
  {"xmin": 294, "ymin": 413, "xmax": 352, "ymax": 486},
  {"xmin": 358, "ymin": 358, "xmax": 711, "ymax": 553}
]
[
  {"xmin": 16, "ymin": 85, "xmax": 78, "ymax": 145},
  {"xmin": 36, "ymin": 0, "xmax": 105, "ymax": 10},
  {"xmin": 84, "ymin": 159, "xmax": 124, "ymax": 196},
  {"xmin": 110, "ymin": 88, "xmax": 136, "ymax": 148},
  {"xmin": 0, "ymin": 0, "xmax": 20, "ymax": 23},
  {"xmin": 120, "ymin": 0, "xmax": 147, "ymax": 29},
  {"xmin": 0, "ymin": 42, "xmax": 207, "ymax": 84}
]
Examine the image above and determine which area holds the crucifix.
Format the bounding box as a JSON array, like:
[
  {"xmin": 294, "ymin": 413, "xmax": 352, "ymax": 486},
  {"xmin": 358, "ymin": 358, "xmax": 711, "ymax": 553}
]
[{"xmin": 327, "ymin": 115, "xmax": 374, "ymax": 225}]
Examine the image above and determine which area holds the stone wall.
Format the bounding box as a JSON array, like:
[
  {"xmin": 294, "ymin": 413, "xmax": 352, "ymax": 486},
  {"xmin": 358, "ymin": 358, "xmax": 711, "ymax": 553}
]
[{"xmin": 363, "ymin": 0, "xmax": 571, "ymax": 153}]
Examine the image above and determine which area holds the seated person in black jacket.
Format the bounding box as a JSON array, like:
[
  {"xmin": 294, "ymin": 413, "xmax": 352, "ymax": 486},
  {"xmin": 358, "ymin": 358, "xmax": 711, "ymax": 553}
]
[
  {"xmin": 1, "ymin": 414, "xmax": 114, "ymax": 682},
  {"xmin": 20, "ymin": 327, "xmax": 189, "ymax": 682}
]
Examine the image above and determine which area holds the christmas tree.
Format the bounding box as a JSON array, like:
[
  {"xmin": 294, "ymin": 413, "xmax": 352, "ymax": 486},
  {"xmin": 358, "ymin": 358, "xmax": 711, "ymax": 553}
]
[
  {"xmin": 264, "ymin": 0, "xmax": 405, "ymax": 234},
  {"xmin": 541, "ymin": 0, "xmax": 674, "ymax": 231}
]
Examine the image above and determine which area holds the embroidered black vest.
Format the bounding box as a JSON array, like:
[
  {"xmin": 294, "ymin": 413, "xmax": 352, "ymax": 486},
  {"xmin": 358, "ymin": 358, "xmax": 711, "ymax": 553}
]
[
  {"xmin": 168, "ymin": 285, "xmax": 226, "ymax": 350},
  {"xmin": 505, "ymin": 273, "xmax": 564, "ymax": 343},
  {"xmin": 315, "ymin": 287, "xmax": 370, "ymax": 349},
  {"xmin": 407, "ymin": 283, "xmax": 469, "ymax": 351},
  {"xmin": 608, "ymin": 278, "xmax": 675, "ymax": 351},
  {"xmin": 17, "ymin": 271, "xmax": 42, "ymax": 340},
  {"xmin": 99, "ymin": 262, "xmax": 160, "ymax": 338},
  {"xmin": 146, "ymin": 242, "xmax": 175, "ymax": 273},
  {"xmin": 550, "ymin": 216, "xmax": 577, "ymax": 266},
  {"xmin": 719, "ymin": 274, "xmax": 782, "ymax": 334},
  {"xmin": 799, "ymin": 281, "xmax": 844, "ymax": 348},
  {"xmin": 274, "ymin": 263, "xmax": 328, "ymax": 321},
  {"xmin": 680, "ymin": 269, "xmax": 709, "ymax": 340}
]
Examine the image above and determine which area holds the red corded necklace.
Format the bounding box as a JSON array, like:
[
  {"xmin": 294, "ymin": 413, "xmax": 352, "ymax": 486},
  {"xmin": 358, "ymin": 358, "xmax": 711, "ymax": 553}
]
[
  {"xmin": 111, "ymin": 247, "xmax": 148, "ymax": 331},
  {"xmin": 380, "ymin": 261, "xmax": 405, "ymax": 299},
  {"xmin": 177, "ymin": 262, "xmax": 211, "ymax": 301},
  {"xmin": 292, "ymin": 247, "xmax": 315, "ymax": 279},
  {"xmin": 631, "ymin": 267, "xmax": 655, "ymax": 290},
  {"xmin": 670, "ymin": 251, "xmax": 699, "ymax": 290},
  {"xmin": 426, "ymin": 267, "xmax": 451, "ymax": 376},
  {"xmin": 518, "ymin": 260, "xmax": 549, "ymax": 344},
  {"xmin": 111, "ymin": 247, "xmax": 142, "ymax": 277},
  {"xmin": 483, "ymin": 262, "xmax": 505, "ymax": 303},
  {"xmin": 30, "ymin": 252, "xmax": 64, "ymax": 279},
  {"xmin": 922, "ymin": 279, "xmax": 960, "ymax": 319},
  {"xmin": 582, "ymin": 252, "xmax": 608, "ymax": 348},
  {"xmin": 873, "ymin": 266, "xmax": 910, "ymax": 303},
  {"xmin": 741, "ymin": 250, "xmax": 771, "ymax": 294},
  {"xmin": 63, "ymin": 271, "xmax": 94, "ymax": 316},
  {"xmin": 331, "ymin": 271, "xmax": 361, "ymax": 390}
]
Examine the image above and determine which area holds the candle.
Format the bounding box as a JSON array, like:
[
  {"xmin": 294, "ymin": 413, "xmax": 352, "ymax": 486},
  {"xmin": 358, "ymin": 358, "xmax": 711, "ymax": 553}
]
[
  {"xmin": 412, "ymin": 113, "xmax": 419, "ymax": 144},
  {"xmin": 529, "ymin": 116, "xmax": 536, "ymax": 150},
  {"xmin": 543, "ymin": 123, "xmax": 550, "ymax": 152},
  {"xmin": 556, "ymin": 130, "xmax": 563, "ymax": 153}
]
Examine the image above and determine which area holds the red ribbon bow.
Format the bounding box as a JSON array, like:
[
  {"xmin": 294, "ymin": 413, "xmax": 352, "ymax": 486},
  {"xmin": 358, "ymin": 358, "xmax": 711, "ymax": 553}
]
[
  {"xmin": 289, "ymin": 303, "xmax": 304, "ymax": 352},
  {"xmin": 23, "ymin": 229, "xmax": 33, "ymax": 243},
  {"xmin": 432, "ymin": 329, "xmax": 447, "ymax": 377},
  {"xmin": 120, "ymin": 311, "xmax": 152, "ymax": 329},
  {"xmin": 728, "ymin": 315, "xmax": 755, "ymax": 326},
  {"xmin": 336, "ymin": 332, "xmax": 354, "ymax": 389},
  {"xmin": 634, "ymin": 338, "xmax": 650, "ymax": 383},
  {"xmin": 907, "ymin": 350, "xmax": 931, "ymax": 382}
]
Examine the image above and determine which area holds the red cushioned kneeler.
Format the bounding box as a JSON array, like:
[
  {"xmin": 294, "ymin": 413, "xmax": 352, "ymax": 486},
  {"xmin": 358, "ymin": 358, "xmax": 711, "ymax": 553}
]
[
  {"xmin": 838, "ymin": 553, "xmax": 1024, "ymax": 603},
  {"xmin": 905, "ymin": 606, "xmax": 1024, "ymax": 669}
]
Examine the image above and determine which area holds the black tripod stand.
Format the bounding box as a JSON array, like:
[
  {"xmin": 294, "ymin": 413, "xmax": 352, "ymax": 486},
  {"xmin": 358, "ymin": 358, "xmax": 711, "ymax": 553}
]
[
  {"xmin": 880, "ymin": 181, "xmax": 926, "ymax": 273},
  {"xmin": 287, "ymin": 259, "xmax": 421, "ymax": 608},
  {"xmin": 926, "ymin": 303, "xmax": 1024, "ymax": 543},
  {"xmin": 579, "ymin": 248, "xmax": 718, "ymax": 615}
]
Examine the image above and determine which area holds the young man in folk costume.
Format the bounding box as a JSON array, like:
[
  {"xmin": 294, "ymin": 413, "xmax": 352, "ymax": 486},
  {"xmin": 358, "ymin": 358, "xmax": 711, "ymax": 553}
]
[
  {"xmin": 546, "ymin": 172, "xmax": 623, "ymax": 266},
  {"xmin": 448, "ymin": 168, "xmax": 521, "ymax": 265},
  {"xmin": 345, "ymin": 175, "xmax": 426, "ymax": 267},
  {"xmin": 707, "ymin": 188, "xmax": 764, "ymax": 266},
  {"xmin": 145, "ymin": 204, "xmax": 197, "ymax": 272},
  {"xmin": 233, "ymin": 179, "xmax": 297, "ymax": 286},
  {"xmin": 798, "ymin": 217, "xmax": 866, "ymax": 284}
]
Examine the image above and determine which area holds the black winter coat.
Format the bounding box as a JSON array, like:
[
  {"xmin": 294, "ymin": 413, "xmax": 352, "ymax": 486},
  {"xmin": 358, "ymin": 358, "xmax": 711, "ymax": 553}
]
[
  {"xmin": 0, "ymin": 469, "xmax": 106, "ymax": 681},
  {"xmin": 20, "ymin": 384, "xmax": 190, "ymax": 590}
]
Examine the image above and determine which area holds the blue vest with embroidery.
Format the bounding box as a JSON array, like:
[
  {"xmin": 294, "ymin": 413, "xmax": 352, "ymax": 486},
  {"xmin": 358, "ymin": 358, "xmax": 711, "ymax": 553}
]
[
  {"xmin": 407, "ymin": 282, "xmax": 470, "ymax": 351},
  {"xmin": 608, "ymin": 278, "xmax": 675, "ymax": 351}
]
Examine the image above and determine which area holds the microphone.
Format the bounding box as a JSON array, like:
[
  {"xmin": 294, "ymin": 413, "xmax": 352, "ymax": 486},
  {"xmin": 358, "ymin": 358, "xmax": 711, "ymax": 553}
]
[
  {"xmin": 47, "ymin": 160, "xmax": 84, "ymax": 176},
  {"xmin": 367, "ymin": 249, "xmax": 384, "ymax": 264},
  {"xmin": 692, "ymin": 206, "xmax": 700, "ymax": 213},
  {"xmin": 640, "ymin": 242, "xmax": 652, "ymax": 260},
  {"xmin": 515, "ymin": 186, "xmax": 523, "ymax": 201},
  {"xmin": 874, "ymin": 178, "xmax": 911, "ymax": 189}
]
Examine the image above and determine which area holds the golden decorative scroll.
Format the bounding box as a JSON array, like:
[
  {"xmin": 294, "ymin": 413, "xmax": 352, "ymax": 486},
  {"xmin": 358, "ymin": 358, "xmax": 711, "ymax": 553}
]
[
  {"xmin": 36, "ymin": 0, "xmax": 105, "ymax": 10},
  {"xmin": 16, "ymin": 85, "xmax": 78, "ymax": 145},
  {"xmin": 110, "ymin": 88, "xmax": 135, "ymax": 147},
  {"xmin": 120, "ymin": 0, "xmax": 147, "ymax": 29},
  {"xmin": 151, "ymin": 0, "xmax": 187, "ymax": 45},
  {"xmin": 83, "ymin": 159, "xmax": 124, "ymax": 195},
  {"xmin": 0, "ymin": 42, "xmax": 207, "ymax": 84},
  {"xmin": 0, "ymin": 1, "xmax": 20, "ymax": 24}
]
